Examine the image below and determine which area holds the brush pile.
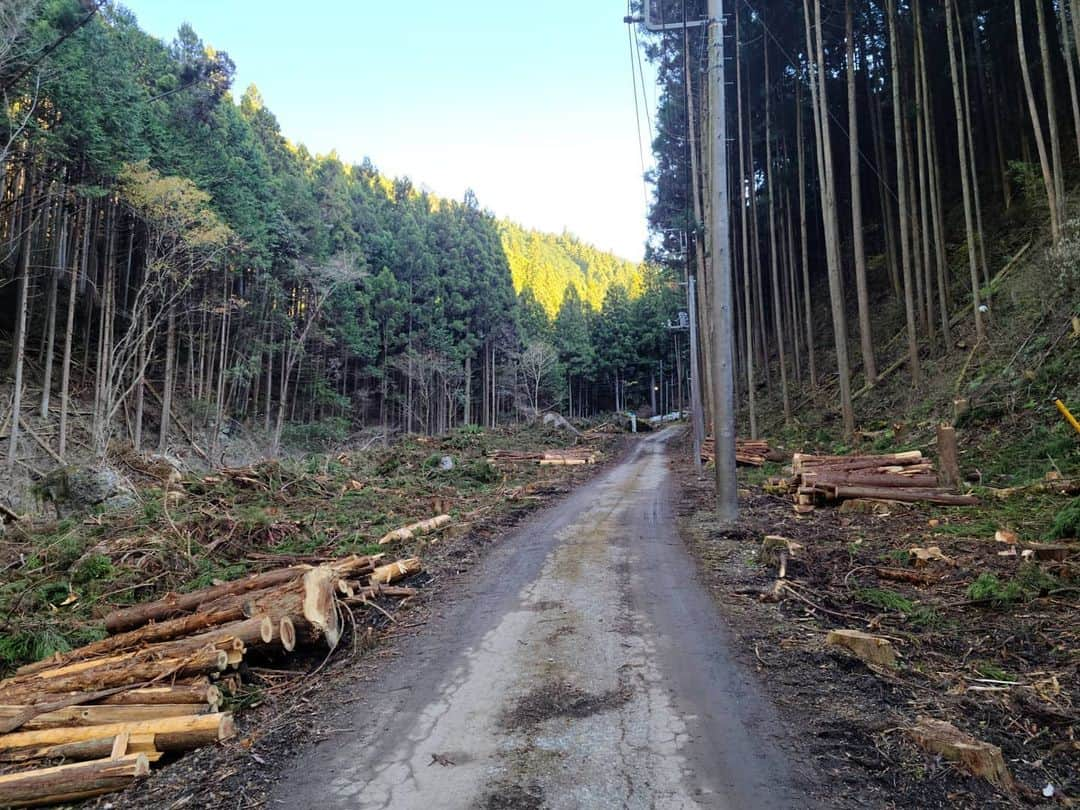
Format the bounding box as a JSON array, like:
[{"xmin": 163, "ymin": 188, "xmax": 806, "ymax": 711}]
[
  {"xmin": 0, "ymin": 552, "xmax": 420, "ymax": 807},
  {"xmin": 487, "ymin": 447, "xmax": 598, "ymax": 465},
  {"xmin": 771, "ymin": 451, "xmax": 979, "ymax": 513},
  {"xmin": 700, "ymin": 438, "xmax": 780, "ymax": 467}
]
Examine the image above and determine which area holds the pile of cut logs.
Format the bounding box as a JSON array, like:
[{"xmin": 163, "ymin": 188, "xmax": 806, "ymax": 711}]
[
  {"xmin": 778, "ymin": 451, "xmax": 978, "ymax": 513},
  {"xmin": 701, "ymin": 438, "xmax": 780, "ymax": 467},
  {"xmin": 488, "ymin": 448, "xmax": 598, "ymax": 465},
  {"xmin": 0, "ymin": 552, "xmax": 421, "ymax": 807}
]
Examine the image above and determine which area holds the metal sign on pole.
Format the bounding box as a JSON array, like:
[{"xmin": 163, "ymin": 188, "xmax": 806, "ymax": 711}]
[{"xmin": 638, "ymin": 0, "xmax": 708, "ymax": 32}]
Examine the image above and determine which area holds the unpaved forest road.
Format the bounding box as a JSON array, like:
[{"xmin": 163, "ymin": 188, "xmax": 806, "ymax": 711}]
[{"xmin": 270, "ymin": 430, "xmax": 809, "ymax": 809}]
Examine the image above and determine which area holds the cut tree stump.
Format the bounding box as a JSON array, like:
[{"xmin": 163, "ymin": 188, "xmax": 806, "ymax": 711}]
[
  {"xmin": 937, "ymin": 425, "xmax": 961, "ymax": 488},
  {"xmin": 907, "ymin": 716, "xmax": 1015, "ymax": 791},
  {"xmin": 826, "ymin": 629, "xmax": 897, "ymax": 668}
]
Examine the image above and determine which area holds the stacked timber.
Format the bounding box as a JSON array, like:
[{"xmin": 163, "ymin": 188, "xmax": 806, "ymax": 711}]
[
  {"xmin": 0, "ymin": 551, "xmax": 421, "ymax": 807},
  {"xmin": 487, "ymin": 447, "xmax": 599, "ymax": 465},
  {"xmin": 700, "ymin": 438, "xmax": 780, "ymax": 467},
  {"xmin": 778, "ymin": 451, "xmax": 978, "ymax": 513}
]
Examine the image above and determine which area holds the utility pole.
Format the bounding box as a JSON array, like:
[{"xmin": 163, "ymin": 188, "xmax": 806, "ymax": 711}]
[
  {"xmin": 706, "ymin": 0, "xmax": 739, "ymax": 522},
  {"xmin": 627, "ymin": 0, "xmax": 734, "ymax": 508}
]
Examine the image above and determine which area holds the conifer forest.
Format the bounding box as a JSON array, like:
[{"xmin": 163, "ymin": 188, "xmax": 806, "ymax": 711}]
[{"xmin": 0, "ymin": 1, "xmax": 1078, "ymax": 808}]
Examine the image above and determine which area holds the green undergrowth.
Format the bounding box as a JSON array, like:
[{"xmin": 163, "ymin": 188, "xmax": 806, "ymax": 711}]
[
  {"xmin": 0, "ymin": 422, "xmax": 611, "ymax": 674},
  {"xmin": 747, "ymin": 205, "xmax": 1080, "ymax": 492},
  {"xmin": 966, "ymin": 563, "xmax": 1061, "ymax": 608},
  {"xmin": 737, "ymin": 461, "xmax": 784, "ymax": 488},
  {"xmin": 928, "ymin": 492, "xmax": 1079, "ymax": 542},
  {"xmin": 853, "ymin": 587, "xmax": 941, "ymax": 628}
]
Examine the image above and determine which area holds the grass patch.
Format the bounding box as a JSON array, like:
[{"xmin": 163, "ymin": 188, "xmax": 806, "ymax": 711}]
[
  {"xmin": 967, "ymin": 564, "xmax": 1059, "ymax": 608},
  {"xmin": 739, "ymin": 461, "xmax": 784, "ymax": 488},
  {"xmin": 853, "ymin": 587, "xmax": 940, "ymax": 628}
]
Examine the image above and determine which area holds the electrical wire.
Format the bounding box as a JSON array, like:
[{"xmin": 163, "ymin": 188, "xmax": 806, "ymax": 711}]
[
  {"xmin": 632, "ymin": 24, "xmax": 655, "ymax": 149},
  {"xmin": 629, "ymin": 20, "xmax": 652, "ymax": 211}
]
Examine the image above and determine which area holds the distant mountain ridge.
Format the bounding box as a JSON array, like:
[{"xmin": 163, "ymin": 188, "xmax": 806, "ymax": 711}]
[{"xmin": 499, "ymin": 221, "xmax": 645, "ymax": 318}]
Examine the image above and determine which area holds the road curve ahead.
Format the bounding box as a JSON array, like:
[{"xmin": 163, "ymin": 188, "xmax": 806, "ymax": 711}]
[{"xmin": 270, "ymin": 429, "xmax": 807, "ymax": 809}]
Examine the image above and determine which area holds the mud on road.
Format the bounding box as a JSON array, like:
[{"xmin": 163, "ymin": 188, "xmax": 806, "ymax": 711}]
[{"xmin": 267, "ymin": 429, "xmax": 816, "ymax": 809}]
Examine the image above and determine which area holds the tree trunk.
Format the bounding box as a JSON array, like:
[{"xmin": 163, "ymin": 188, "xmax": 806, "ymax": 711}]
[
  {"xmin": 847, "ymin": 0, "xmax": 876, "ymax": 383},
  {"xmin": 39, "ymin": 210, "xmax": 64, "ymax": 420},
  {"xmin": 59, "ymin": 201, "xmax": 89, "ymax": 460},
  {"xmin": 1016, "ymin": 0, "xmax": 1062, "ymax": 242},
  {"xmin": 734, "ymin": 5, "xmax": 757, "ymax": 438},
  {"xmin": 796, "ymin": 84, "xmax": 816, "ymax": 388},
  {"xmin": 887, "ymin": 0, "xmax": 922, "ymax": 382},
  {"xmin": 763, "ymin": 30, "xmax": 791, "ymax": 426},
  {"xmin": 6, "ymin": 171, "xmax": 33, "ymax": 469},
  {"xmin": 806, "ymin": 0, "xmax": 856, "ymax": 436},
  {"xmin": 1036, "ymin": 0, "xmax": 1067, "ymax": 231},
  {"xmin": 947, "ymin": 0, "xmax": 986, "ymax": 342}
]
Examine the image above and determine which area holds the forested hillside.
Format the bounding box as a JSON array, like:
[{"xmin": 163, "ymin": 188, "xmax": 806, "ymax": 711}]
[
  {"xmin": 0, "ymin": 1, "xmax": 685, "ymax": 482},
  {"xmin": 642, "ymin": 0, "xmax": 1079, "ymax": 481},
  {"xmin": 500, "ymin": 221, "xmax": 645, "ymax": 316}
]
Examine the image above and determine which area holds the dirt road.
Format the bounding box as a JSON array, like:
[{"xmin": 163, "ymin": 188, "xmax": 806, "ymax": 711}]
[{"xmin": 270, "ymin": 430, "xmax": 809, "ymax": 809}]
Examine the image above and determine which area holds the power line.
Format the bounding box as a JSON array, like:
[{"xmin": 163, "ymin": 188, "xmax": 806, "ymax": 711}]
[
  {"xmin": 628, "ymin": 22, "xmax": 651, "ymax": 211},
  {"xmin": 632, "ymin": 24, "xmax": 655, "ymax": 149}
]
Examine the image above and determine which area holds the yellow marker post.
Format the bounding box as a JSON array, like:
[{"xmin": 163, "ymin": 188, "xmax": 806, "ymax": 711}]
[{"xmin": 1055, "ymin": 399, "xmax": 1080, "ymax": 436}]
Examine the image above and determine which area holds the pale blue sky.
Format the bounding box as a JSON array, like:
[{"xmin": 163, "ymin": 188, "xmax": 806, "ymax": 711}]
[{"xmin": 119, "ymin": 1, "xmax": 658, "ymax": 261}]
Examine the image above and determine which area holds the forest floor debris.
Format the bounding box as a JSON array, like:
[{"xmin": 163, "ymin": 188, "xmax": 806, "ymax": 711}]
[
  {"xmin": 699, "ymin": 438, "xmax": 782, "ymax": 467},
  {"xmin": 0, "ymin": 422, "xmax": 621, "ymax": 807},
  {"xmin": 673, "ymin": 431, "xmax": 1078, "ymax": 808}
]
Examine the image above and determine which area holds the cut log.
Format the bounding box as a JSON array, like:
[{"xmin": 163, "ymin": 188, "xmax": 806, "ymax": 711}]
[
  {"xmin": 0, "ymin": 753, "xmax": 150, "ymax": 808},
  {"xmin": 3, "ymin": 728, "xmax": 173, "ymax": 765},
  {"xmin": 103, "ymin": 567, "xmax": 307, "ymax": 634},
  {"xmin": 811, "ymin": 472, "xmax": 941, "ymax": 488},
  {"xmin": 378, "ymin": 515, "xmax": 451, "ymax": 545},
  {"xmin": 991, "ymin": 479, "xmax": 1080, "ymax": 498},
  {"xmin": 830, "ymin": 485, "xmax": 977, "ymax": 506},
  {"xmin": 328, "ymin": 554, "xmax": 383, "ymax": 577},
  {"xmin": 1025, "ymin": 544, "xmax": 1073, "ymax": 562},
  {"xmin": 279, "ymin": 617, "xmax": 297, "ymax": 653},
  {"xmin": 370, "ymin": 558, "xmax": 422, "ymax": 585},
  {"xmin": 826, "ymin": 629, "xmax": 898, "ymax": 668},
  {"xmin": 0, "ymin": 711, "xmax": 234, "ymax": 752},
  {"xmin": 17, "ymin": 606, "xmax": 247, "ymax": 676},
  {"xmin": 875, "ymin": 567, "xmax": 940, "ymax": 585},
  {"xmin": 0, "ymin": 649, "xmax": 228, "ymax": 704},
  {"xmin": 0, "ymin": 703, "xmax": 205, "ymax": 731},
  {"xmin": 837, "ymin": 499, "xmax": 904, "ymax": 515},
  {"xmin": 300, "ymin": 567, "xmax": 342, "ymax": 649},
  {"xmin": 344, "ymin": 584, "xmax": 419, "ymax": 604},
  {"xmin": 907, "ymin": 716, "xmax": 1015, "ymax": 791},
  {"xmin": 98, "ymin": 681, "xmax": 220, "ymax": 708},
  {"xmin": 794, "ymin": 451, "xmax": 923, "ymax": 471}
]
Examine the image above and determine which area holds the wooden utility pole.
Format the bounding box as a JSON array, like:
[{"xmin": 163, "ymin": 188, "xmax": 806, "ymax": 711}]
[
  {"xmin": 688, "ymin": 277, "xmax": 705, "ymax": 472},
  {"xmin": 707, "ymin": 0, "xmax": 738, "ymax": 522}
]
